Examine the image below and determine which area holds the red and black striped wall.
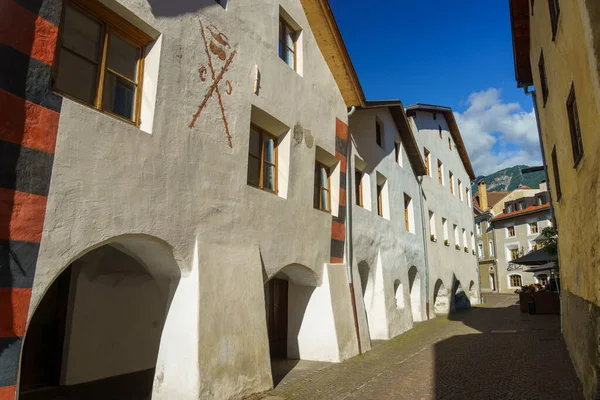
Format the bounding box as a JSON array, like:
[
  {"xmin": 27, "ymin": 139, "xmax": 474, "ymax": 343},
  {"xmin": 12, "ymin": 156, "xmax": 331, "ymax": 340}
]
[
  {"xmin": 330, "ymin": 118, "xmax": 347, "ymax": 264},
  {"xmin": 0, "ymin": 0, "xmax": 63, "ymax": 397}
]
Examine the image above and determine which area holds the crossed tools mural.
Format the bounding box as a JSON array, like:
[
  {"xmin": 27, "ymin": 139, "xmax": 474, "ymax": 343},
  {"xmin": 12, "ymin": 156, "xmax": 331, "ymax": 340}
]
[{"xmin": 189, "ymin": 22, "xmax": 237, "ymax": 148}]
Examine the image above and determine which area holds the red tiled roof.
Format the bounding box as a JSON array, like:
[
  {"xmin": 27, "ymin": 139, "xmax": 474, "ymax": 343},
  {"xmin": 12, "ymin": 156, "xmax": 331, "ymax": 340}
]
[{"xmin": 491, "ymin": 204, "xmax": 550, "ymax": 222}]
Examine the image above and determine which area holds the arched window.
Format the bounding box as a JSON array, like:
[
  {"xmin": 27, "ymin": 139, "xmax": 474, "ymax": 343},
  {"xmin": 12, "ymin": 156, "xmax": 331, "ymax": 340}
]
[{"xmin": 508, "ymin": 274, "xmax": 522, "ymax": 288}]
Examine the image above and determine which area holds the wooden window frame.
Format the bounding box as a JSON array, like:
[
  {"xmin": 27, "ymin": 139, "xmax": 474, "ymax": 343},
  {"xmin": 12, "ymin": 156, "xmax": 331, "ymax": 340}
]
[
  {"xmin": 377, "ymin": 183, "xmax": 384, "ymax": 217},
  {"xmin": 530, "ymin": 222, "xmax": 538, "ymax": 234},
  {"xmin": 508, "ymin": 226, "xmax": 515, "ymax": 237},
  {"xmin": 355, "ymin": 169, "xmax": 363, "ymax": 208},
  {"xmin": 314, "ymin": 161, "xmax": 331, "ymax": 213},
  {"xmin": 567, "ymin": 84, "xmax": 584, "ymax": 167},
  {"xmin": 53, "ymin": 0, "xmax": 152, "ymax": 127},
  {"xmin": 404, "ymin": 195, "xmax": 411, "ymax": 232},
  {"xmin": 510, "ymin": 274, "xmax": 522, "ymax": 287},
  {"xmin": 510, "ymin": 248, "xmax": 519, "ymax": 261},
  {"xmin": 551, "ymin": 146, "xmax": 562, "ymax": 201},
  {"xmin": 248, "ymin": 124, "xmax": 279, "ymax": 194},
  {"xmin": 279, "ymin": 17, "xmax": 297, "ymax": 71},
  {"xmin": 538, "ymin": 51, "xmax": 549, "ymax": 107},
  {"xmin": 548, "ymin": 0, "xmax": 560, "ymax": 41}
]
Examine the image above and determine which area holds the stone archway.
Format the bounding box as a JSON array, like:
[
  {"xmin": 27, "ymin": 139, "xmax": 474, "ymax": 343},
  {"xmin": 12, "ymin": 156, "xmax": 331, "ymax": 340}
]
[
  {"xmin": 433, "ymin": 279, "xmax": 449, "ymax": 316},
  {"xmin": 408, "ymin": 266, "xmax": 422, "ymax": 322},
  {"xmin": 19, "ymin": 236, "xmax": 181, "ymax": 400},
  {"xmin": 454, "ymin": 280, "xmax": 471, "ymax": 310}
]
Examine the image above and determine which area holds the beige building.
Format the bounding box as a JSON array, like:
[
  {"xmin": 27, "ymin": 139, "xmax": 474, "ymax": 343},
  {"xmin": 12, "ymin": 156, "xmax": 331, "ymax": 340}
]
[{"xmin": 510, "ymin": 0, "xmax": 600, "ymax": 398}]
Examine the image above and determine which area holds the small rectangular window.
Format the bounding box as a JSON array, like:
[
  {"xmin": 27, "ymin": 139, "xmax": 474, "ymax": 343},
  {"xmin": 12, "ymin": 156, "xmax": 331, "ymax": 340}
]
[
  {"xmin": 510, "ymin": 248, "xmax": 520, "ymax": 261},
  {"xmin": 424, "ymin": 148, "xmax": 431, "ymax": 177},
  {"xmin": 442, "ymin": 218, "xmax": 448, "ymax": 241},
  {"xmin": 438, "ymin": 125, "xmax": 442, "ymax": 139},
  {"xmin": 551, "ymin": 146, "xmax": 562, "ymax": 201},
  {"xmin": 448, "ymin": 138, "xmax": 452, "ymax": 150},
  {"xmin": 531, "ymin": 0, "xmax": 535, "ymax": 15},
  {"xmin": 458, "ymin": 180, "xmax": 463, "ymax": 201},
  {"xmin": 449, "ymin": 171, "xmax": 454, "ymax": 194},
  {"xmin": 376, "ymin": 119, "xmax": 383, "ymax": 148},
  {"xmin": 377, "ymin": 183, "xmax": 384, "ymax": 217},
  {"xmin": 433, "ymin": 112, "xmax": 437, "ymax": 120},
  {"xmin": 530, "ymin": 222, "xmax": 538, "ymax": 234},
  {"xmin": 519, "ymin": 201, "xmax": 525, "ymax": 210},
  {"xmin": 248, "ymin": 125, "xmax": 278, "ymax": 193},
  {"xmin": 438, "ymin": 160, "xmax": 443, "ymax": 185},
  {"xmin": 567, "ymin": 84, "xmax": 584, "ymax": 166},
  {"xmin": 539, "ymin": 52, "xmax": 549, "ymax": 106},
  {"xmin": 54, "ymin": 2, "xmax": 150, "ymax": 126},
  {"xmin": 314, "ymin": 161, "xmax": 331, "ymax": 212},
  {"xmin": 404, "ymin": 194, "xmax": 412, "ymax": 232},
  {"xmin": 355, "ymin": 169, "xmax": 363, "ymax": 207},
  {"xmin": 279, "ymin": 17, "xmax": 298, "ymax": 70},
  {"xmin": 537, "ymin": 196, "xmax": 543, "ymax": 206},
  {"xmin": 548, "ymin": 0, "xmax": 560, "ymax": 41},
  {"xmin": 508, "ymin": 226, "xmax": 515, "ymax": 237},
  {"xmin": 510, "ymin": 274, "xmax": 522, "ymax": 287}
]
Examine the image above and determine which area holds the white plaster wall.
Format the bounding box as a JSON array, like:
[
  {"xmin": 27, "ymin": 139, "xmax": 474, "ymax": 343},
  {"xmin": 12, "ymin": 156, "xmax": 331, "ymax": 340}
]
[
  {"xmin": 348, "ymin": 108, "xmax": 426, "ymax": 346},
  {"xmin": 63, "ymin": 246, "xmax": 168, "ymax": 385},
  {"xmin": 30, "ymin": 0, "xmax": 352, "ymax": 398},
  {"xmin": 494, "ymin": 211, "xmax": 552, "ymax": 293},
  {"xmin": 409, "ymin": 111, "xmax": 481, "ymax": 313}
]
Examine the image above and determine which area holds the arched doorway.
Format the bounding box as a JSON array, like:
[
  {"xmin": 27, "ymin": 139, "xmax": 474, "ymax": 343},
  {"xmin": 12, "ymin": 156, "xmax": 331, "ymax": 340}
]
[
  {"xmin": 264, "ymin": 264, "xmax": 326, "ymax": 384},
  {"xmin": 408, "ymin": 266, "xmax": 422, "ymax": 322},
  {"xmin": 454, "ymin": 280, "xmax": 471, "ymax": 310},
  {"xmin": 20, "ymin": 237, "xmax": 180, "ymax": 399},
  {"xmin": 433, "ymin": 279, "xmax": 449, "ymax": 315}
]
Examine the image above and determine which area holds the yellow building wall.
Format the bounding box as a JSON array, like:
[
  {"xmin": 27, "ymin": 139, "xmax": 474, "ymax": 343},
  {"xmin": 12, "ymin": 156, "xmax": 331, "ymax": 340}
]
[{"xmin": 529, "ymin": 1, "xmax": 600, "ymax": 398}]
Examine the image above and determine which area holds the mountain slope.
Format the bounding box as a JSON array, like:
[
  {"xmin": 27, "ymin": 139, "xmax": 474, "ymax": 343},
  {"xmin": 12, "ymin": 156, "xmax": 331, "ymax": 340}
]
[{"xmin": 471, "ymin": 165, "xmax": 547, "ymax": 194}]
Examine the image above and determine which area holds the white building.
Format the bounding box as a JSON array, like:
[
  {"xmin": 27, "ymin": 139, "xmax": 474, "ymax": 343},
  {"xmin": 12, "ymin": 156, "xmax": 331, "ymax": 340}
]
[
  {"xmin": 405, "ymin": 104, "xmax": 481, "ymax": 314},
  {"xmin": 348, "ymin": 101, "xmax": 428, "ymax": 348},
  {"xmin": 7, "ymin": 0, "xmax": 366, "ymax": 398}
]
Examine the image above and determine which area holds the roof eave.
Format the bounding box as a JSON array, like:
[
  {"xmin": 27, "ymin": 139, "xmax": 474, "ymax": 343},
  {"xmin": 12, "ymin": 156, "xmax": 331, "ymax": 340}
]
[{"xmin": 509, "ymin": 0, "xmax": 534, "ymax": 87}]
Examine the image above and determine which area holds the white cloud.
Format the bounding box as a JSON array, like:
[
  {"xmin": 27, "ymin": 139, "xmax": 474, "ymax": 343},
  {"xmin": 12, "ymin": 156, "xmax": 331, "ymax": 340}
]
[{"xmin": 454, "ymin": 88, "xmax": 542, "ymax": 176}]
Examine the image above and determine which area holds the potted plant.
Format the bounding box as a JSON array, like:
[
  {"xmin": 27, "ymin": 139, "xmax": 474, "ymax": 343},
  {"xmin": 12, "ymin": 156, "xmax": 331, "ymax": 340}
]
[
  {"xmin": 464, "ymin": 246, "xmax": 468, "ymax": 253},
  {"xmin": 515, "ymin": 284, "xmax": 539, "ymax": 313},
  {"xmin": 430, "ymin": 234, "xmax": 437, "ymax": 242},
  {"xmin": 444, "ymin": 239, "xmax": 449, "ymax": 246},
  {"xmin": 455, "ymin": 244, "xmax": 460, "ymax": 250}
]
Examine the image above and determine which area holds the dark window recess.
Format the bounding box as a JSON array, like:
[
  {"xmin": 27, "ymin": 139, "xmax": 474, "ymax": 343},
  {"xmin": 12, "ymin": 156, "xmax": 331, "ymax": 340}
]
[
  {"xmin": 539, "ymin": 52, "xmax": 549, "ymax": 106},
  {"xmin": 566, "ymin": 84, "xmax": 584, "ymax": 166},
  {"xmin": 375, "ymin": 120, "xmax": 383, "ymax": 147},
  {"xmin": 531, "ymin": 0, "xmax": 535, "ymax": 15},
  {"xmin": 548, "ymin": 0, "xmax": 560, "ymax": 40},
  {"xmin": 551, "ymin": 146, "xmax": 562, "ymax": 201}
]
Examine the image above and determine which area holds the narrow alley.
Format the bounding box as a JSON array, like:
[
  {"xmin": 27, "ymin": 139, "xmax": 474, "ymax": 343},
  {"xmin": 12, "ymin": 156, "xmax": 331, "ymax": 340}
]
[{"xmin": 262, "ymin": 294, "xmax": 583, "ymax": 400}]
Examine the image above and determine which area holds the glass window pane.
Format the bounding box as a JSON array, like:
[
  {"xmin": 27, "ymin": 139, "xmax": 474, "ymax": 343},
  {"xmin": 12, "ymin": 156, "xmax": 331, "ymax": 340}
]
[
  {"xmin": 264, "ymin": 137, "xmax": 275, "ymax": 163},
  {"xmin": 321, "ymin": 189, "xmax": 329, "ymax": 211},
  {"xmin": 278, "ymin": 41, "xmax": 285, "ymax": 61},
  {"xmin": 56, "ymin": 48, "xmax": 97, "ymax": 104},
  {"xmin": 286, "ymin": 28, "xmax": 295, "ymax": 48},
  {"xmin": 286, "ymin": 49, "xmax": 294, "ymax": 68},
  {"xmin": 263, "ymin": 163, "xmax": 275, "ymax": 191},
  {"xmin": 62, "ymin": 5, "xmax": 101, "ymax": 61},
  {"xmin": 320, "ymin": 167, "xmax": 329, "ymax": 189},
  {"xmin": 107, "ymin": 33, "xmax": 139, "ymax": 81},
  {"xmin": 249, "ymin": 128, "xmax": 261, "ymax": 157},
  {"xmin": 102, "ymin": 72, "xmax": 136, "ymax": 121},
  {"xmin": 247, "ymin": 156, "xmax": 260, "ymax": 187}
]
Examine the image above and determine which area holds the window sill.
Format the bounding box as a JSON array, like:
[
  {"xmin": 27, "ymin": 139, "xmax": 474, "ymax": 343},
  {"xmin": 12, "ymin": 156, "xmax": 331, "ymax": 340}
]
[
  {"xmin": 248, "ymin": 184, "xmax": 279, "ymax": 197},
  {"xmin": 314, "ymin": 208, "xmax": 332, "ymax": 215}
]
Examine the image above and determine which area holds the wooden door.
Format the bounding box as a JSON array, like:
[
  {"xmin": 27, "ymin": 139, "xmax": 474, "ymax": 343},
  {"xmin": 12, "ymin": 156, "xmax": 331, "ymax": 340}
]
[
  {"xmin": 20, "ymin": 268, "xmax": 71, "ymax": 391},
  {"xmin": 265, "ymin": 279, "xmax": 288, "ymax": 358}
]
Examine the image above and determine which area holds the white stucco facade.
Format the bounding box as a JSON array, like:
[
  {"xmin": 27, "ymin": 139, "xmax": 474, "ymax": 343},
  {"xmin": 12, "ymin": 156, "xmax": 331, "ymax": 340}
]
[
  {"xmin": 407, "ymin": 109, "xmax": 481, "ymax": 314},
  {"xmin": 22, "ymin": 1, "xmax": 360, "ymax": 399},
  {"xmin": 348, "ymin": 107, "xmax": 427, "ymax": 348}
]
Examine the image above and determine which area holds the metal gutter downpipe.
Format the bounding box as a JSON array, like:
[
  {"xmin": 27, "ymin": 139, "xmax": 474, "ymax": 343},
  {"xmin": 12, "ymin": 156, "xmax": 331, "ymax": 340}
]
[
  {"xmin": 417, "ymin": 176, "xmax": 431, "ymax": 319},
  {"xmin": 345, "ymin": 106, "xmax": 362, "ymax": 354}
]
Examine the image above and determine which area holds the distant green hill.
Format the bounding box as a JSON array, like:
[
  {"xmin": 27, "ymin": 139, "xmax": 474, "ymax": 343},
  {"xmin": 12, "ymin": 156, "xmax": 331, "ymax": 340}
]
[{"xmin": 471, "ymin": 165, "xmax": 547, "ymax": 194}]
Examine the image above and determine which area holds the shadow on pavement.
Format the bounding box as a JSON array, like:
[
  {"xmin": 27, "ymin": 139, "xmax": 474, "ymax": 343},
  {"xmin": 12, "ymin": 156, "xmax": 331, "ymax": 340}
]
[{"xmin": 434, "ymin": 298, "xmax": 584, "ymax": 400}]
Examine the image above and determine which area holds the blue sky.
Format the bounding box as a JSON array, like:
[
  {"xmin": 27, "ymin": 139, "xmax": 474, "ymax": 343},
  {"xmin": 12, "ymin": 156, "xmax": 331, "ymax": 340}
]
[{"xmin": 329, "ymin": 0, "xmax": 542, "ymax": 176}]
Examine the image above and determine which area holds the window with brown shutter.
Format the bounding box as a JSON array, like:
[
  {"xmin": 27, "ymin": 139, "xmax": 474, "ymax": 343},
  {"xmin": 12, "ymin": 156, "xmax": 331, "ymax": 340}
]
[{"xmin": 567, "ymin": 84, "xmax": 584, "ymax": 167}]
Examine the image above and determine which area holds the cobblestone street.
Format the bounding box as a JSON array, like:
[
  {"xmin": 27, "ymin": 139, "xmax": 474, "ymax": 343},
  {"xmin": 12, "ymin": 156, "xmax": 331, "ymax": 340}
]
[{"xmin": 262, "ymin": 294, "xmax": 583, "ymax": 400}]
